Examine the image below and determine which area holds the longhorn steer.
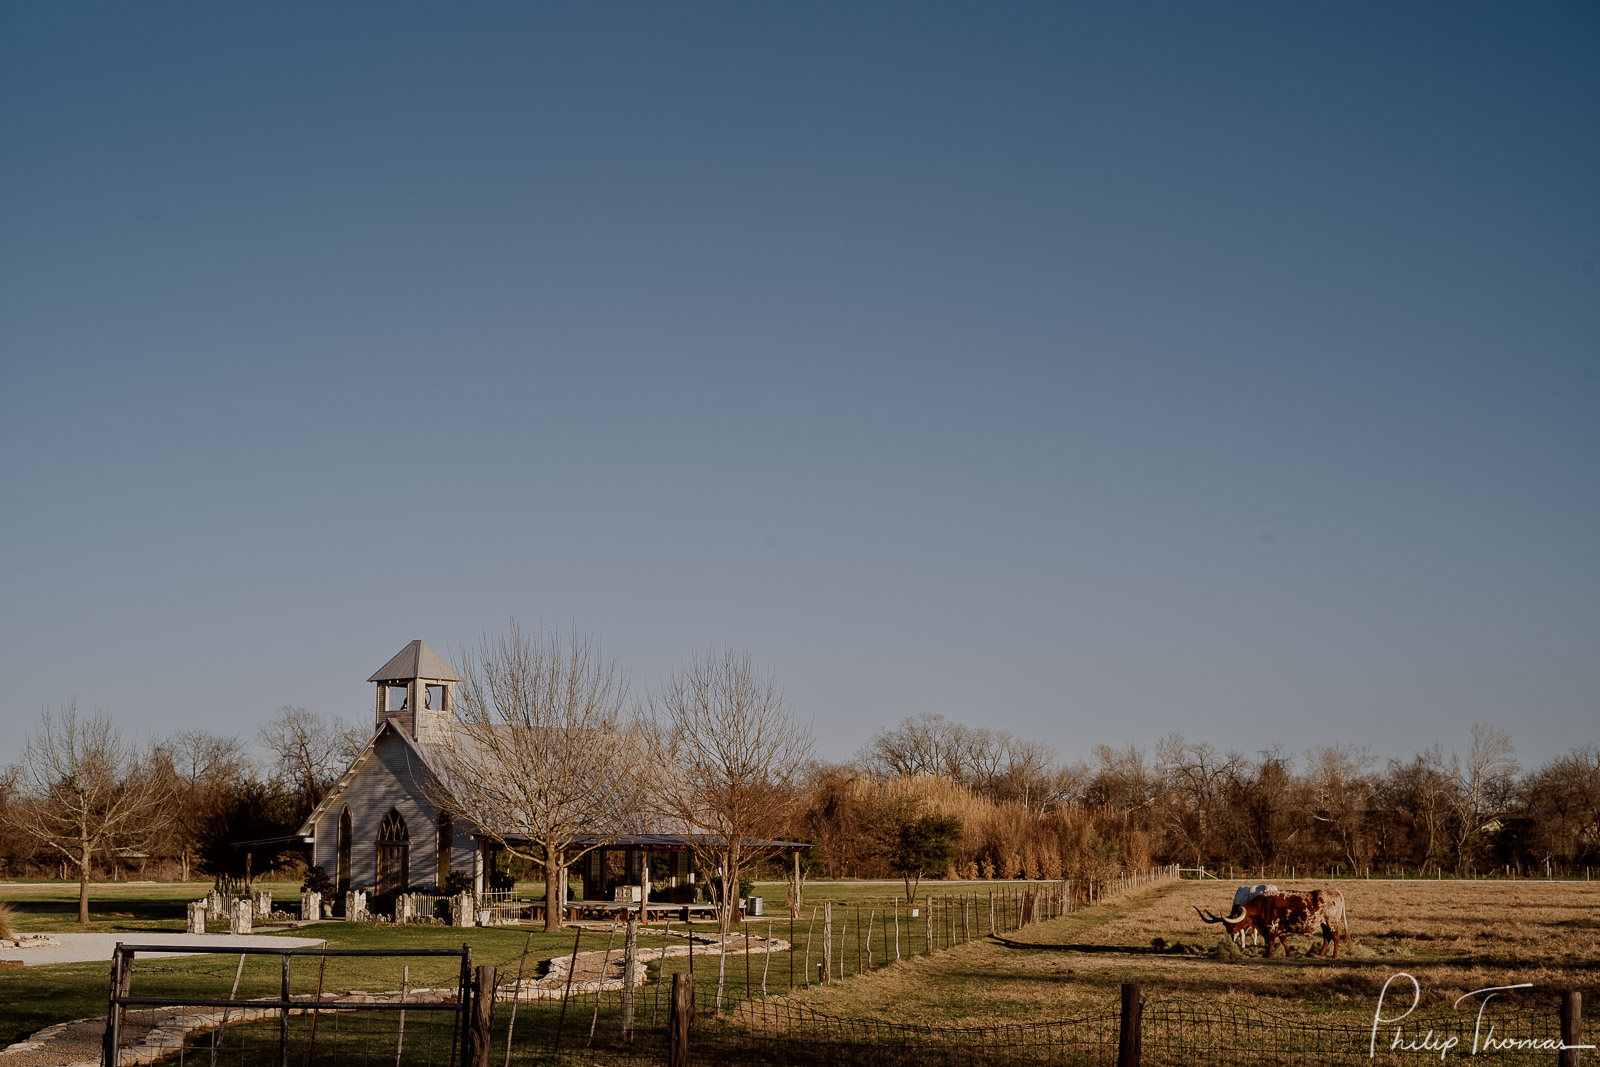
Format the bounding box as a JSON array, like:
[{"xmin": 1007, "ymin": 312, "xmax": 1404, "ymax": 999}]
[
  {"xmin": 1195, "ymin": 888, "xmax": 1351, "ymax": 958},
  {"xmin": 1223, "ymin": 884, "xmax": 1277, "ymax": 947}
]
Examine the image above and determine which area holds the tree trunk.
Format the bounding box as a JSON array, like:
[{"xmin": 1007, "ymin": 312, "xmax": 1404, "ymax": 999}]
[
  {"xmin": 544, "ymin": 842, "xmax": 562, "ymax": 933},
  {"xmin": 78, "ymin": 841, "xmax": 92, "ymax": 925}
]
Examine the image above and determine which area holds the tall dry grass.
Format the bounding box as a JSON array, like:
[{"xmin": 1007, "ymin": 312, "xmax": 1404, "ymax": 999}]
[
  {"xmin": 0, "ymin": 901, "xmax": 17, "ymax": 940},
  {"xmin": 801, "ymin": 772, "xmax": 1148, "ymax": 886}
]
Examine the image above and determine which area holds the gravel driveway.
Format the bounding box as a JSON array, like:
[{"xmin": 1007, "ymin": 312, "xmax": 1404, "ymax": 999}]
[{"xmin": 0, "ymin": 932, "xmax": 326, "ymax": 967}]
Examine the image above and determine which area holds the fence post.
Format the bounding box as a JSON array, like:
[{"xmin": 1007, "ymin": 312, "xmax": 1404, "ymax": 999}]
[
  {"xmin": 466, "ymin": 966, "xmax": 495, "ymax": 1067},
  {"xmin": 669, "ymin": 974, "xmax": 693, "ymax": 1067},
  {"xmin": 822, "ymin": 902, "xmax": 832, "ymax": 984},
  {"xmin": 1560, "ymin": 991, "xmax": 1582, "ymax": 1067},
  {"xmin": 101, "ymin": 945, "xmax": 125, "ymax": 1067},
  {"xmin": 279, "ymin": 953, "xmax": 291, "ymax": 1067},
  {"xmin": 621, "ymin": 919, "xmax": 638, "ymax": 1041},
  {"xmin": 1117, "ymin": 982, "xmax": 1142, "ymax": 1067}
]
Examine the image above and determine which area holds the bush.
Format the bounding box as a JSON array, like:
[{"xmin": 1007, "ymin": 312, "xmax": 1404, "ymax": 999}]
[
  {"xmin": 0, "ymin": 901, "xmax": 16, "ymax": 940},
  {"xmin": 300, "ymin": 865, "xmax": 335, "ymax": 897},
  {"xmin": 442, "ymin": 871, "xmax": 474, "ymax": 896}
]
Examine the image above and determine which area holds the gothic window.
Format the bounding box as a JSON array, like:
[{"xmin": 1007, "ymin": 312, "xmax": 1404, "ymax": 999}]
[
  {"xmin": 376, "ymin": 808, "xmax": 410, "ymax": 896},
  {"xmin": 436, "ymin": 810, "xmax": 453, "ymax": 884},
  {"xmin": 336, "ymin": 808, "xmax": 352, "ymax": 896}
]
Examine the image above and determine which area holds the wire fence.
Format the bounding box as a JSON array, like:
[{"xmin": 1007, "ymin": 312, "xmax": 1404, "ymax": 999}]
[{"xmin": 99, "ymin": 863, "xmax": 1580, "ymax": 1066}]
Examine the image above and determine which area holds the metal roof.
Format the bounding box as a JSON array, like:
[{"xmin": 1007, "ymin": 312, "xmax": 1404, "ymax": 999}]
[
  {"xmin": 473, "ymin": 831, "xmax": 812, "ymax": 853},
  {"xmin": 367, "ymin": 639, "xmax": 462, "ymax": 683}
]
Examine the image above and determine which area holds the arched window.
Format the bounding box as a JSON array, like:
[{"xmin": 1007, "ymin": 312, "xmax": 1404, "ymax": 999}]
[
  {"xmin": 376, "ymin": 808, "xmax": 410, "ymax": 896},
  {"xmin": 436, "ymin": 810, "xmax": 453, "ymax": 885},
  {"xmin": 336, "ymin": 808, "xmax": 352, "ymax": 896}
]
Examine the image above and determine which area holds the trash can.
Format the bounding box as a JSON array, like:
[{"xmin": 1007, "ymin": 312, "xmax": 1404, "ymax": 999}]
[{"xmin": 746, "ymin": 896, "xmax": 763, "ymax": 916}]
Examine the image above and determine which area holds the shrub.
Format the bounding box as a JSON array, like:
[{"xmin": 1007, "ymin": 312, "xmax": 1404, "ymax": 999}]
[
  {"xmin": 300, "ymin": 865, "xmax": 335, "ymax": 897},
  {"xmin": 0, "ymin": 901, "xmax": 17, "ymax": 940},
  {"xmin": 442, "ymin": 871, "xmax": 474, "ymax": 896}
]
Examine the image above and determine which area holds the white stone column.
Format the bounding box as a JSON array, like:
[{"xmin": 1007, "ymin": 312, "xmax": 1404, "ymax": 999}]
[
  {"xmin": 252, "ymin": 890, "xmax": 272, "ymax": 920},
  {"xmin": 229, "ymin": 897, "xmax": 252, "ymax": 935},
  {"xmin": 301, "ymin": 890, "xmax": 321, "ymax": 923},
  {"xmin": 187, "ymin": 900, "xmax": 207, "ymax": 934}
]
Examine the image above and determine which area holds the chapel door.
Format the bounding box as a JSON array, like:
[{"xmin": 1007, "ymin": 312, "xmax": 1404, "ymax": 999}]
[{"xmin": 376, "ymin": 809, "xmax": 410, "ymax": 896}]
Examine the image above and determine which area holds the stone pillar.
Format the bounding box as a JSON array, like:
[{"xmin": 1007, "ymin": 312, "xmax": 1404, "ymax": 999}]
[
  {"xmin": 187, "ymin": 900, "xmax": 207, "ymax": 934},
  {"xmin": 451, "ymin": 891, "xmax": 475, "ymax": 927},
  {"xmin": 301, "ymin": 890, "xmax": 321, "ymax": 922},
  {"xmin": 205, "ymin": 890, "xmax": 226, "ymax": 921},
  {"xmin": 252, "ymin": 890, "xmax": 272, "ymax": 920},
  {"xmin": 346, "ymin": 890, "xmax": 368, "ymax": 922},
  {"xmin": 229, "ymin": 897, "xmax": 253, "ymax": 935},
  {"xmin": 394, "ymin": 893, "xmax": 415, "ymax": 923}
]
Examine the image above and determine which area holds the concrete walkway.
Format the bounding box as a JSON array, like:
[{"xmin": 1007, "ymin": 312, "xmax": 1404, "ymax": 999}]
[{"xmin": 0, "ymin": 932, "xmax": 326, "ymax": 967}]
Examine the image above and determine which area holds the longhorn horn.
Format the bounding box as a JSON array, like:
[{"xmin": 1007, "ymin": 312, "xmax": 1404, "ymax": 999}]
[{"xmin": 1194, "ymin": 906, "xmax": 1224, "ymax": 925}]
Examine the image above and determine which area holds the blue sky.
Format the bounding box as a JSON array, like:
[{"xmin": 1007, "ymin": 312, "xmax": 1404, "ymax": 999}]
[{"xmin": 2, "ymin": 3, "xmax": 1596, "ymax": 773}]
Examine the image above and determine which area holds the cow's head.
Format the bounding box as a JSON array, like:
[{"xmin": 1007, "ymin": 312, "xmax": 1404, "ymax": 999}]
[{"xmin": 1194, "ymin": 905, "xmax": 1250, "ymax": 935}]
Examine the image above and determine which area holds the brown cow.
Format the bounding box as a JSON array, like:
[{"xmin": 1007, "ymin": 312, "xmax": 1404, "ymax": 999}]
[{"xmin": 1195, "ymin": 888, "xmax": 1351, "ymax": 957}]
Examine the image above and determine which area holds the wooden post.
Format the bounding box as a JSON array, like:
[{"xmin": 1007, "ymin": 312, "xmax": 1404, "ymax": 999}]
[
  {"xmin": 552, "ymin": 928, "xmax": 581, "ymax": 1054},
  {"xmin": 792, "ymin": 851, "xmax": 802, "ymax": 918},
  {"xmin": 621, "ymin": 919, "xmax": 638, "ymax": 1041},
  {"xmin": 669, "ymin": 974, "xmax": 693, "ymax": 1067},
  {"xmin": 279, "ymin": 953, "xmax": 291, "ymax": 1067},
  {"xmin": 822, "ymin": 902, "xmax": 832, "ymax": 984},
  {"xmin": 653, "ymin": 918, "xmax": 671, "ymax": 1025},
  {"xmin": 466, "ymin": 966, "xmax": 495, "ymax": 1067},
  {"xmin": 393, "ymin": 963, "xmax": 407, "ymax": 1067},
  {"xmin": 211, "ymin": 954, "xmax": 246, "ymax": 1067},
  {"xmin": 925, "ymin": 896, "xmax": 933, "ymax": 953},
  {"xmin": 502, "ymin": 937, "xmax": 530, "ymax": 1067},
  {"xmin": 1560, "ymin": 991, "xmax": 1582, "ymax": 1067},
  {"xmin": 1117, "ymin": 983, "xmax": 1142, "ymax": 1067}
]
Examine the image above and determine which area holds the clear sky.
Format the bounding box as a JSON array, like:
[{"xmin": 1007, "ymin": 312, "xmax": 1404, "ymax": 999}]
[{"xmin": 2, "ymin": 3, "xmax": 1596, "ymax": 774}]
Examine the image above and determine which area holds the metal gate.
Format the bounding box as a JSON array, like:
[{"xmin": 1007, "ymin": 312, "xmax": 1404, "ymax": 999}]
[{"xmin": 102, "ymin": 942, "xmax": 472, "ymax": 1067}]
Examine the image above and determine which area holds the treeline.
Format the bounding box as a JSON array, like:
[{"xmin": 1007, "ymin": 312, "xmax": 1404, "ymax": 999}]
[
  {"xmin": 0, "ymin": 703, "xmax": 362, "ymax": 888},
  {"xmin": 785, "ymin": 715, "xmax": 1600, "ymax": 880}
]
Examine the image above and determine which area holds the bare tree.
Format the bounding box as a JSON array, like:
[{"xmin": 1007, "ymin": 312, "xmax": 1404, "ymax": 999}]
[
  {"xmin": 2, "ymin": 703, "xmax": 173, "ymax": 924},
  {"xmin": 427, "ymin": 623, "xmax": 647, "ymax": 932},
  {"xmin": 256, "ymin": 706, "xmax": 363, "ymax": 817},
  {"xmin": 646, "ymin": 648, "xmax": 813, "ymax": 1011},
  {"xmin": 1302, "ymin": 743, "xmax": 1376, "ymax": 872},
  {"xmin": 862, "ymin": 714, "xmax": 967, "ymax": 780},
  {"xmin": 150, "ymin": 730, "xmax": 249, "ymax": 880},
  {"xmin": 1449, "ymin": 723, "xmax": 1519, "ymax": 871}
]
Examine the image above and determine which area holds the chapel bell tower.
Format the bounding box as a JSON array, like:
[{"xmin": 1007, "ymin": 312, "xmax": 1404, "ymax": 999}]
[{"xmin": 368, "ymin": 639, "xmax": 460, "ymax": 745}]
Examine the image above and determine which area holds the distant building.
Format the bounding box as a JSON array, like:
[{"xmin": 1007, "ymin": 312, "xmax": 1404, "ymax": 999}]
[
  {"xmin": 297, "ymin": 640, "xmax": 473, "ymax": 899},
  {"xmin": 296, "ymin": 639, "xmax": 806, "ymax": 915}
]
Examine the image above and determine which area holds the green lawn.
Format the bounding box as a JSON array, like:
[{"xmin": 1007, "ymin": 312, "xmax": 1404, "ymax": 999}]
[{"xmin": 0, "ymin": 877, "xmax": 1063, "ymax": 1049}]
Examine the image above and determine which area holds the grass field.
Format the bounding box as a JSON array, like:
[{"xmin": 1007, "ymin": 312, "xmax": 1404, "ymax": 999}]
[
  {"xmin": 3, "ymin": 875, "xmax": 1596, "ymax": 1061},
  {"xmin": 781, "ymin": 877, "xmax": 1600, "ymax": 1028}
]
